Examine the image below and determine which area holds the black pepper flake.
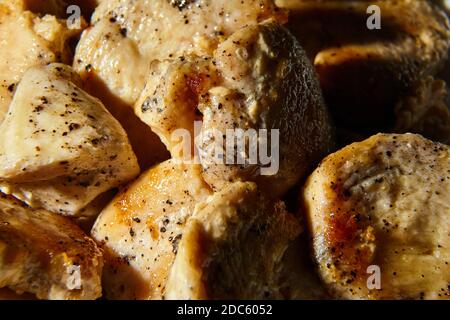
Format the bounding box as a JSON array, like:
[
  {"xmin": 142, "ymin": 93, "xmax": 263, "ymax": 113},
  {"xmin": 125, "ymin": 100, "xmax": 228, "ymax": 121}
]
[
  {"xmin": 133, "ymin": 217, "xmax": 141, "ymax": 223},
  {"xmin": 69, "ymin": 123, "xmax": 80, "ymax": 131},
  {"xmin": 169, "ymin": 0, "xmax": 195, "ymax": 10},
  {"xmin": 120, "ymin": 28, "xmax": 128, "ymax": 37},
  {"xmin": 34, "ymin": 105, "xmax": 44, "ymax": 113},
  {"xmin": 129, "ymin": 228, "xmax": 135, "ymax": 237},
  {"xmin": 171, "ymin": 234, "xmax": 182, "ymax": 254},
  {"xmin": 141, "ymin": 97, "xmax": 157, "ymax": 113},
  {"xmin": 79, "ymin": 181, "xmax": 90, "ymax": 187}
]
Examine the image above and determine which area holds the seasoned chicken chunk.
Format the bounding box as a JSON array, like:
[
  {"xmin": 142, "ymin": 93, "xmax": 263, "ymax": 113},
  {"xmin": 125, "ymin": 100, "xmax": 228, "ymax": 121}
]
[
  {"xmin": 0, "ymin": 1, "xmax": 85, "ymax": 124},
  {"xmin": 276, "ymin": 234, "xmax": 329, "ymax": 299},
  {"xmin": 394, "ymin": 77, "xmax": 450, "ymax": 144},
  {"xmin": 91, "ymin": 160, "xmax": 212, "ymax": 299},
  {"xmin": 136, "ymin": 22, "xmax": 335, "ymax": 196},
  {"xmin": 74, "ymin": 0, "xmax": 286, "ymax": 106},
  {"xmin": 303, "ymin": 133, "xmax": 450, "ymax": 299},
  {"xmin": 0, "ymin": 63, "xmax": 139, "ymax": 216},
  {"xmin": 165, "ymin": 182, "xmax": 301, "ymax": 299},
  {"xmin": 280, "ymin": 0, "xmax": 450, "ymax": 132},
  {"xmin": 0, "ymin": 194, "xmax": 103, "ymax": 300}
]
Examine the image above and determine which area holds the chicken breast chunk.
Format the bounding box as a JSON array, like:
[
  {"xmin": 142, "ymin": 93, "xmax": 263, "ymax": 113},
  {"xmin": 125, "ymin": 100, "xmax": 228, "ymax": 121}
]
[
  {"xmin": 74, "ymin": 0, "xmax": 286, "ymax": 106},
  {"xmin": 280, "ymin": 0, "xmax": 450, "ymax": 133},
  {"xmin": 394, "ymin": 76, "xmax": 450, "ymax": 144},
  {"xmin": 165, "ymin": 182, "xmax": 301, "ymax": 299},
  {"xmin": 303, "ymin": 133, "xmax": 450, "ymax": 299},
  {"xmin": 0, "ymin": 1, "xmax": 85, "ymax": 124},
  {"xmin": 0, "ymin": 194, "xmax": 103, "ymax": 300},
  {"xmin": 91, "ymin": 160, "xmax": 212, "ymax": 299},
  {"xmin": 0, "ymin": 63, "xmax": 139, "ymax": 216},
  {"xmin": 136, "ymin": 22, "xmax": 335, "ymax": 196}
]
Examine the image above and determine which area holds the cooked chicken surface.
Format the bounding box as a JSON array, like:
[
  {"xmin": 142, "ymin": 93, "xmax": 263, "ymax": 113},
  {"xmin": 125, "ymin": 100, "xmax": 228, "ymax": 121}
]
[
  {"xmin": 165, "ymin": 182, "xmax": 301, "ymax": 299},
  {"xmin": 0, "ymin": 0, "xmax": 84, "ymax": 124},
  {"xmin": 303, "ymin": 133, "xmax": 450, "ymax": 299},
  {"xmin": 0, "ymin": 194, "xmax": 103, "ymax": 300},
  {"xmin": 280, "ymin": 0, "xmax": 450, "ymax": 132},
  {"xmin": 0, "ymin": 288, "xmax": 35, "ymax": 300},
  {"xmin": 0, "ymin": 0, "xmax": 448, "ymax": 302},
  {"xmin": 0, "ymin": 63, "xmax": 139, "ymax": 216},
  {"xmin": 276, "ymin": 234, "xmax": 329, "ymax": 299},
  {"xmin": 74, "ymin": 0, "xmax": 286, "ymax": 106},
  {"xmin": 136, "ymin": 22, "xmax": 335, "ymax": 196},
  {"xmin": 91, "ymin": 160, "xmax": 212, "ymax": 299},
  {"xmin": 394, "ymin": 77, "xmax": 450, "ymax": 145}
]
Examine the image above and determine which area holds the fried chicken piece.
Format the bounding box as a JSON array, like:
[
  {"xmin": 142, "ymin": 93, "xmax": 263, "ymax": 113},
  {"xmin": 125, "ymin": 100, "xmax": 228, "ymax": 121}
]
[
  {"xmin": 0, "ymin": 194, "xmax": 103, "ymax": 300},
  {"xmin": 0, "ymin": 63, "xmax": 139, "ymax": 216},
  {"xmin": 303, "ymin": 133, "xmax": 450, "ymax": 299}
]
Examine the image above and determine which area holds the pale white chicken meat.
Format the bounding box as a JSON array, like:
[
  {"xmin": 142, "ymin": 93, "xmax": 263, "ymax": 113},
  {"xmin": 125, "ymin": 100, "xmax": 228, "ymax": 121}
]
[
  {"xmin": 73, "ymin": 0, "xmax": 287, "ymax": 106},
  {"xmin": 0, "ymin": 63, "xmax": 139, "ymax": 217},
  {"xmin": 0, "ymin": 0, "xmax": 85, "ymax": 124}
]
